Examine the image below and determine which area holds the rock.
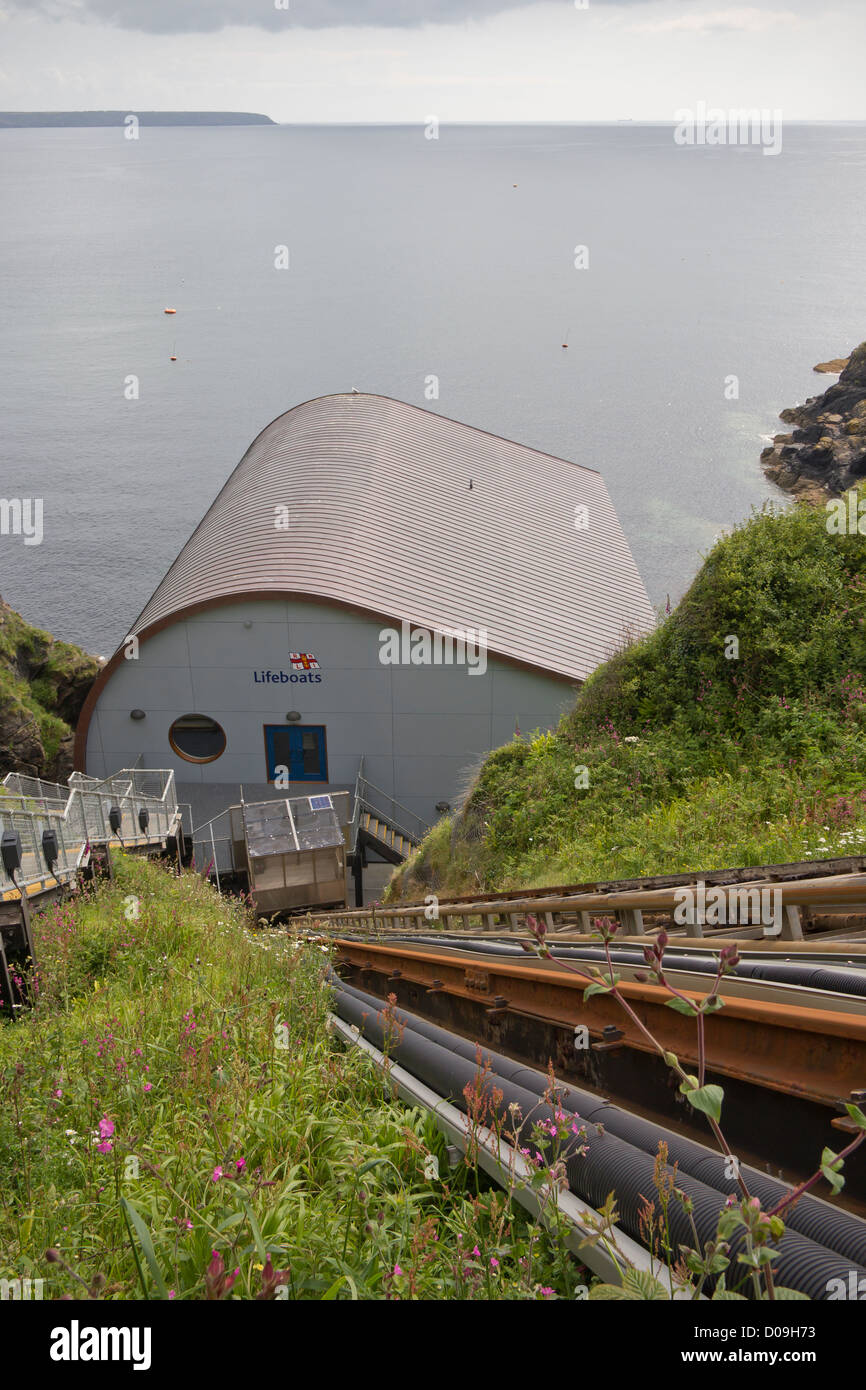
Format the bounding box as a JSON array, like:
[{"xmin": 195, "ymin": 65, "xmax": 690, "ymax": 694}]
[
  {"xmin": 0, "ymin": 596, "xmax": 100, "ymax": 780},
  {"xmin": 761, "ymin": 342, "xmax": 866, "ymax": 499},
  {"xmin": 813, "ymin": 357, "xmax": 850, "ymax": 374}
]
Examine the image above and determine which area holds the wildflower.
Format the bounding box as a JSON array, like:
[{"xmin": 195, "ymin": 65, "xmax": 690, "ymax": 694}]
[
  {"xmin": 212, "ymin": 1166, "xmax": 224, "ymax": 1182},
  {"xmin": 472, "ymin": 1245, "xmax": 481, "ymax": 1258},
  {"xmin": 258, "ymin": 1256, "xmax": 291, "ymax": 1299},
  {"xmin": 490, "ymin": 1257, "xmax": 499, "ymax": 1269},
  {"xmin": 393, "ymin": 1264, "xmax": 403, "ymax": 1277},
  {"xmin": 168, "ymin": 1290, "xmax": 176, "ymax": 1300},
  {"xmin": 97, "ymin": 1140, "xmax": 113, "ymax": 1156},
  {"xmin": 143, "ymin": 1082, "xmax": 153, "ymax": 1093},
  {"xmin": 540, "ymin": 1287, "xmax": 554, "ymax": 1298},
  {"xmin": 98, "ymin": 1116, "xmax": 115, "ymax": 1141},
  {"xmin": 236, "ymin": 1158, "xmax": 246, "ymax": 1171},
  {"xmin": 204, "ymin": 1250, "xmax": 239, "ymax": 1300}
]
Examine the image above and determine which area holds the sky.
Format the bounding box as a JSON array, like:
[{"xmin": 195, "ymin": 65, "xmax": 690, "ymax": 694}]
[{"xmin": 0, "ymin": 0, "xmax": 864, "ymax": 123}]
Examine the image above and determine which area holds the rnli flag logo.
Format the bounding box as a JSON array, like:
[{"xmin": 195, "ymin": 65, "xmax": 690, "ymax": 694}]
[{"xmin": 290, "ymin": 653, "xmax": 319, "ymax": 671}]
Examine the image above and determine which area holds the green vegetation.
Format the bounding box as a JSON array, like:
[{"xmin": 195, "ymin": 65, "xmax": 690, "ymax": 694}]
[
  {"xmin": 0, "ymin": 857, "xmax": 587, "ymax": 1300},
  {"xmin": 0, "ymin": 596, "xmax": 99, "ymax": 780},
  {"xmin": 391, "ymin": 495, "xmax": 866, "ymax": 898}
]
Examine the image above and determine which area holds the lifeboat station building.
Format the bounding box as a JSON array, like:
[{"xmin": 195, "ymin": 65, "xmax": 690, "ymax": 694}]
[{"xmin": 75, "ymin": 394, "xmax": 654, "ymax": 877}]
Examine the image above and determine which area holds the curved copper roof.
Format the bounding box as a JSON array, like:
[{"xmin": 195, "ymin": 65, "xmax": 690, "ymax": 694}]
[{"xmin": 124, "ymin": 393, "xmax": 654, "ymax": 682}]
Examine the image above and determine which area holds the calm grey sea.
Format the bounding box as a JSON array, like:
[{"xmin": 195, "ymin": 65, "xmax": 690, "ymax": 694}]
[{"xmin": 1, "ymin": 122, "xmax": 865, "ymax": 656}]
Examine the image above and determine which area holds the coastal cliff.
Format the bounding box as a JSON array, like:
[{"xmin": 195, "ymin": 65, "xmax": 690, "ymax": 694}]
[
  {"xmin": 0, "ymin": 598, "xmax": 100, "ymax": 781},
  {"xmin": 761, "ymin": 342, "xmax": 866, "ymax": 500}
]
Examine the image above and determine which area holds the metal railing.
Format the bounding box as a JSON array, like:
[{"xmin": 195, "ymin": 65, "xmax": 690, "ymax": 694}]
[
  {"xmin": 189, "ymin": 807, "xmax": 245, "ymax": 891},
  {"xmin": 0, "ymin": 767, "xmax": 179, "ymax": 897},
  {"xmin": 317, "ymin": 867, "xmax": 866, "ymax": 945},
  {"xmin": 349, "ymin": 756, "xmax": 430, "ymax": 854}
]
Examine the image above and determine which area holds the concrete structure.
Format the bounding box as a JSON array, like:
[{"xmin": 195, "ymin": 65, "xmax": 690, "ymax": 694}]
[{"xmin": 75, "ymin": 394, "xmax": 654, "ymax": 837}]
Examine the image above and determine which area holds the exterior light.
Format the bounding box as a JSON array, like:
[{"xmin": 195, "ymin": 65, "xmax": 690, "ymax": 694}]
[
  {"xmin": 1, "ymin": 829, "xmax": 22, "ymax": 878},
  {"xmin": 42, "ymin": 828, "xmax": 60, "ymax": 872},
  {"xmin": 286, "ymin": 711, "xmax": 302, "ymax": 722},
  {"xmin": 130, "ymin": 709, "xmax": 146, "ymax": 721},
  {"xmin": 243, "ymin": 621, "xmax": 253, "ymax": 629}
]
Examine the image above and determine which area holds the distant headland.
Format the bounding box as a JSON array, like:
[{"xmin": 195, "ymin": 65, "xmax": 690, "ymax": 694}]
[{"xmin": 0, "ymin": 111, "xmax": 275, "ymax": 128}]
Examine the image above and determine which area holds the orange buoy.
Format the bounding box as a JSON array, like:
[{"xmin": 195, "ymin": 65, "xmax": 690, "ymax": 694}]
[{"xmin": 164, "ymin": 307, "xmax": 177, "ymax": 315}]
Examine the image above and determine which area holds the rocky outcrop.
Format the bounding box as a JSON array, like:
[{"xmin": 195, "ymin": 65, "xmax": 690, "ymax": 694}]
[
  {"xmin": 0, "ymin": 597, "xmax": 101, "ymax": 781},
  {"xmin": 761, "ymin": 342, "xmax": 866, "ymax": 500}
]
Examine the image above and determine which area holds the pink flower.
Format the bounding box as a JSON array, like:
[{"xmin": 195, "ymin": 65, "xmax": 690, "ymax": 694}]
[
  {"xmin": 97, "ymin": 1140, "xmax": 113, "ymax": 1155},
  {"xmin": 143, "ymin": 1082, "xmax": 152, "ymax": 1093},
  {"xmin": 204, "ymin": 1250, "xmax": 239, "ymax": 1300},
  {"xmin": 393, "ymin": 1264, "xmax": 403, "ymax": 1277},
  {"xmin": 540, "ymin": 1287, "xmax": 554, "ymax": 1298},
  {"xmin": 236, "ymin": 1158, "xmax": 246, "ymax": 1171},
  {"xmin": 168, "ymin": 1290, "xmax": 176, "ymax": 1300},
  {"xmin": 472, "ymin": 1245, "xmax": 480, "ymax": 1258},
  {"xmin": 98, "ymin": 1116, "xmax": 115, "ymax": 1140},
  {"xmin": 212, "ymin": 1166, "xmax": 224, "ymax": 1182},
  {"xmin": 490, "ymin": 1257, "xmax": 499, "ymax": 1268}
]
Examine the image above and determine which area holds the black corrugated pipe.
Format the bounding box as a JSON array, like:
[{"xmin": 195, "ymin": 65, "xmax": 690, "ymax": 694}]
[
  {"xmin": 336, "ymin": 976, "xmax": 866, "ymax": 1266},
  {"xmin": 374, "ymin": 934, "xmax": 866, "ymax": 999},
  {"xmin": 333, "ymin": 978, "xmax": 866, "ymax": 1297}
]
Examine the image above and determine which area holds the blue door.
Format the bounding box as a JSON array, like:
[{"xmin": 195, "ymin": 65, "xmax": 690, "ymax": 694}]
[{"xmin": 264, "ymin": 725, "xmax": 327, "ymax": 783}]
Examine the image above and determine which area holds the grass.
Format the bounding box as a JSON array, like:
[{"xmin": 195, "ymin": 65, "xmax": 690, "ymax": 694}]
[
  {"xmin": 0, "ymin": 856, "xmax": 588, "ymax": 1300},
  {"xmin": 390, "ymin": 495, "xmax": 866, "ymax": 899},
  {"xmin": 0, "ymin": 598, "xmax": 99, "ymax": 777}
]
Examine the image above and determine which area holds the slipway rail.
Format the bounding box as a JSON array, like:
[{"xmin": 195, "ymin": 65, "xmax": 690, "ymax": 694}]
[
  {"xmin": 0, "ymin": 767, "xmax": 181, "ymax": 1016},
  {"xmin": 304, "ymin": 857, "xmax": 866, "ymax": 1202},
  {"xmin": 322, "ymin": 862, "xmax": 866, "ymax": 943}
]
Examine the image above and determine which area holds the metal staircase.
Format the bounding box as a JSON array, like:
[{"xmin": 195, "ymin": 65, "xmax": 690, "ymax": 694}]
[{"xmin": 348, "ymin": 758, "xmax": 430, "ymax": 901}]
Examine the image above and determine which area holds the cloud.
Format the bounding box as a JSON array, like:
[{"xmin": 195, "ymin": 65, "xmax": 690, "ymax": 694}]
[
  {"xmin": 629, "ymin": 7, "xmax": 800, "ymax": 34},
  {"xmin": 3, "ymin": 0, "xmax": 653, "ymax": 35}
]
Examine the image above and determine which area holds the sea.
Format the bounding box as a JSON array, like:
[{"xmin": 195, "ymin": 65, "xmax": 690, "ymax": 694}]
[{"xmin": 1, "ymin": 121, "xmax": 865, "ymax": 657}]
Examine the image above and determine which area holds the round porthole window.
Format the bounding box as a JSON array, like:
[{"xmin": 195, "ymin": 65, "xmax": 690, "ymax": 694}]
[{"xmin": 169, "ymin": 713, "xmax": 226, "ymax": 763}]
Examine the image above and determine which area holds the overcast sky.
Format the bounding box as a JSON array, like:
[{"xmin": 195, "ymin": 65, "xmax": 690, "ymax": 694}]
[{"xmin": 1, "ymin": 0, "xmax": 864, "ymax": 122}]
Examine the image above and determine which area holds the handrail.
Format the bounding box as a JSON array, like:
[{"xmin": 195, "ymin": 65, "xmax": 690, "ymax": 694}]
[
  {"xmin": 0, "ymin": 767, "xmax": 179, "ymax": 897},
  {"xmin": 317, "ymin": 866, "xmax": 866, "ymax": 945},
  {"xmin": 355, "ymin": 774, "xmax": 429, "ymax": 848}
]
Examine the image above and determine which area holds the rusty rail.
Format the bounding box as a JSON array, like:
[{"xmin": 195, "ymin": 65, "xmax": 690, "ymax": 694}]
[{"xmin": 333, "ymin": 937, "xmax": 866, "ymax": 1113}]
